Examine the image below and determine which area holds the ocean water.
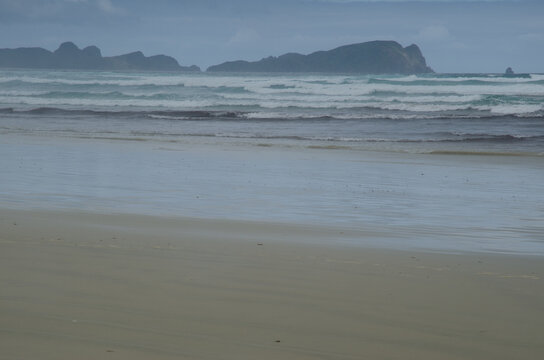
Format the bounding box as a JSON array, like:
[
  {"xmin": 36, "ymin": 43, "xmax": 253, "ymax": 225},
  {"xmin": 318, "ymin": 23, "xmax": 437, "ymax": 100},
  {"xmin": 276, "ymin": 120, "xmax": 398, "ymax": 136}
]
[
  {"xmin": 1, "ymin": 69, "xmax": 543, "ymax": 254},
  {"xmin": 1, "ymin": 70, "xmax": 544, "ymax": 154}
]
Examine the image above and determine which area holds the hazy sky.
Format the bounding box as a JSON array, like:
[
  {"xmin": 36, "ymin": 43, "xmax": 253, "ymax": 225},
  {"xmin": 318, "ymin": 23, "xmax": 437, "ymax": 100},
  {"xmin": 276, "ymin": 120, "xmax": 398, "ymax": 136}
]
[{"xmin": 0, "ymin": 0, "xmax": 542, "ymax": 72}]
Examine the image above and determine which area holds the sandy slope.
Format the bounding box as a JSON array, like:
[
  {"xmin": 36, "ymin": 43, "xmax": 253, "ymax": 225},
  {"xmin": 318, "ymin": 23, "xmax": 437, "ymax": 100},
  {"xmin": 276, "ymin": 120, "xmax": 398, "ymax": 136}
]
[{"xmin": 1, "ymin": 208, "xmax": 543, "ymax": 359}]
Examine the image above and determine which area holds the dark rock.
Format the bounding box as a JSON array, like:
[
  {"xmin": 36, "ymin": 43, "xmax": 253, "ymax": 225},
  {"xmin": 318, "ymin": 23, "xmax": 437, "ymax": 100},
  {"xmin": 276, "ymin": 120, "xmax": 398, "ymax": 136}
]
[
  {"xmin": 0, "ymin": 47, "xmax": 55, "ymax": 68},
  {"xmin": 503, "ymin": 67, "xmax": 531, "ymax": 78},
  {"xmin": 82, "ymin": 46, "xmax": 102, "ymax": 58},
  {"xmin": 0, "ymin": 42, "xmax": 200, "ymax": 72},
  {"xmin": 53, "ymin": 42, "xmax": 103, "ymax": 69},
  {"xmin": 208, "ymin": 41, "xmax": 433, "ymax": 74},
  {"xmin": 54, "ymin": 41, "xmax": 80, "ymax": 56},
  {"xmin": 187, "ymin": 65, "xmax": 201, "ymax": 72},
  {"xmin": 105, "ymin": 52, "xmax": 188, "ymax": 71}
]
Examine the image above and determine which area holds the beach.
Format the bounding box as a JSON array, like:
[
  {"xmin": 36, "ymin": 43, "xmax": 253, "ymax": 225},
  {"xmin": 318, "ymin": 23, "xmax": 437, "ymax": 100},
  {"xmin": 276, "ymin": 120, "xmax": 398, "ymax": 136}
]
[
  {"xmin": 2, "ymin": 132, "xmax": 543, "ymax": 255},
  {"xmin": 1, "ymin": 207, "xmax": 543, "ymax": 360},
  {"xmin": 1, "ymin": 69, "xmax": 544, "ymax": 359}
]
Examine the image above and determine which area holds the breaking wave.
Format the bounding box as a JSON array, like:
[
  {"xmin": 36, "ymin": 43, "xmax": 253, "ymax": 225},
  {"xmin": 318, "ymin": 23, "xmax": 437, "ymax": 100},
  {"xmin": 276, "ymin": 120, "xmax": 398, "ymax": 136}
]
[{"xmin": 1, "ymin": 70, "xmax": 543, "ymax": 155}]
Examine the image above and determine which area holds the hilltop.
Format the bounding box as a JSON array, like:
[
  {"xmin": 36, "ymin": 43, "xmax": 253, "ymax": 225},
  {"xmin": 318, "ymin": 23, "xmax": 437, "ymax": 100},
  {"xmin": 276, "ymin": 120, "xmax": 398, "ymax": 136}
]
[
  {"xmin": 0, "ymin": 42, "xmax": 200, "ymax": 72},
  {"xmin": 208, "ymin": 41, "xmax": 433, "ymax": 74}
]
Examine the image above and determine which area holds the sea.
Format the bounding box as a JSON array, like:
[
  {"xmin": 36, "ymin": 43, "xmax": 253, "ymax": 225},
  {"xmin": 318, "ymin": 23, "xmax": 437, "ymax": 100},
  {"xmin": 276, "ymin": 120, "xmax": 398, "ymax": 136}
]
[{"xmin": 1, "ymin": 69, "xmax": 543, "ymax": 254}]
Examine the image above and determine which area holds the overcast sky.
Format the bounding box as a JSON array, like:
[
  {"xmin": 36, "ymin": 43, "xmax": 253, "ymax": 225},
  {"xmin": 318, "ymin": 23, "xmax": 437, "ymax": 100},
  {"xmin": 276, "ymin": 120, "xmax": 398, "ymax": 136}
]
[{"xmin": 0, "ymin": 0, "xmax": 542, "ymax": 72}]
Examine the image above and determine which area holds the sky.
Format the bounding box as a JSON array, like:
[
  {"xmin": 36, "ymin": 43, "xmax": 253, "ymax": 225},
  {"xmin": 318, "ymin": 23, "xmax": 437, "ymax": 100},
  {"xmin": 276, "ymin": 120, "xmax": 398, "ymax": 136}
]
[{"xmin": 0, "ymin": 0, "xmax": 542, "ymax": 73}]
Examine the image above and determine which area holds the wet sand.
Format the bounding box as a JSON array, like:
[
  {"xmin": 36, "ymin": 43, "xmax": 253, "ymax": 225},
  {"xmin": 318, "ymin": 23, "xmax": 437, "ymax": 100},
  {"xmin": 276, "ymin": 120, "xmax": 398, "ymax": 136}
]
[{"xmin": 1, "ymin": 208, "xmax": 543, "ymax": 359}]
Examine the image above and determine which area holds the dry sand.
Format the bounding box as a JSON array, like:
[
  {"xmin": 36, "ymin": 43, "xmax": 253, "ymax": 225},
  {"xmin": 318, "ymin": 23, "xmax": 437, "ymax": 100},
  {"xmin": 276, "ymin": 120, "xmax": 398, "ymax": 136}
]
[{"xmin": 1, "ymin": 208, "xmax": 543, "ymax": 360}]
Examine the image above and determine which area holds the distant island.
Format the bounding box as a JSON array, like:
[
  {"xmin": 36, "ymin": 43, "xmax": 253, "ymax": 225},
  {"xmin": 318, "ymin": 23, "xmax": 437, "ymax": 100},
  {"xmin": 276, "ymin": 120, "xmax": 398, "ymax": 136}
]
[
  {"xmin": 0, "ymin": 42, "xmax": 200, "ymax": 72},
  {"xmin": 0, "ymin": 40, "xmax": 434, "ymax": 74},
  {"xmin": 207, "ymin": 41, "xmax": 433, "ymax": 74}
]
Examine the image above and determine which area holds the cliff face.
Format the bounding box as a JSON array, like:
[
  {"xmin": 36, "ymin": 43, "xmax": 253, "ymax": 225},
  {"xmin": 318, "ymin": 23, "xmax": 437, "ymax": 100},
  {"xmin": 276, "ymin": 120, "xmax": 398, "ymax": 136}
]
[
  {"xmin": 208, "ymin": 41, "xmax": 433, "ymax": 74},
  {"xmin": 0, "ymin": 42, "xmax": 200, "ymax": 72}
]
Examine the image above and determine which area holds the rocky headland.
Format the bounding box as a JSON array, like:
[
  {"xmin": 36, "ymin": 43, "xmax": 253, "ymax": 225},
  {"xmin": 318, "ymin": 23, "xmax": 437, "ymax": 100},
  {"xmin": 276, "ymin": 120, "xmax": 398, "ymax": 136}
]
[
  {"xmin": 0, "ymin": 42, "xmax": 200, "ymax": 72},
  {"xmin": 207, "ymin": 41, "xmax": 433, "ymax": 74}
]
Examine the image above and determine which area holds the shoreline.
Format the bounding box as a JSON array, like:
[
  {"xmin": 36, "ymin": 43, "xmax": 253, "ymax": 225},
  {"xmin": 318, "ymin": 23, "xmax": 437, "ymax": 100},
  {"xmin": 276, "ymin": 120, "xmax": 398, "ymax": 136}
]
[
  {"xmin": 2, "ymin": 206, "xmax": 543, "ymax": 257},
  {"xmin": 2, "ymin": 133, "xmax": 543, "ymax": 256},
  {"xmin": 1, "ymin": 207, "xmax": 543, "ymax": 359}
]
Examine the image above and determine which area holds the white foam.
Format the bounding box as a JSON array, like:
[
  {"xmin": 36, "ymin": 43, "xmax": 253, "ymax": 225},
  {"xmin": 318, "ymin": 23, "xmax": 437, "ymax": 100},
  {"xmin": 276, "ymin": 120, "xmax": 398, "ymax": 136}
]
[
  {"xmin": 2, "ymin": 72, "xmax": 543, "ymax": 98},
  {"xmin": 377, "ymin": 74, "xmax": 542, "ymax": 84},
  {"xmin": 479, "ymin": 104, "xmax": 543, "ymax": 115},
  {"xmin": 1, "ymin": 94, "xmax": 538, "ymax": 115},
  {"xmin": 1, "ymin": 70, "xmax": 543, "ymax": 116},
  {"xmin": 0, "ymin": 74, "xmax": 188, "ymax": 87},
  {"xmin": 0, "ymin": 95, "xmax": 217, "ymax": 109},
  {"xmin": 0, "ymin": 90, "xmax": 48, "ymax": 96}
]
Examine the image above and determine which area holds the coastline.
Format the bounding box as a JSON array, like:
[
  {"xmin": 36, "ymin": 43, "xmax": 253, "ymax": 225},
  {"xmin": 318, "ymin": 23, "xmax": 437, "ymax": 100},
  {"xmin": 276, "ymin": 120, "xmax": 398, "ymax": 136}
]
[
  {"xmin": 1, "ymin": 68, "xmax": 543, "ymax": 358},
  {"xmin": 2, "ymin": 134, "xmax": 543, "ymax": 255},
  {"xmin": 1, "ymin": 207, "xmax": 543, "ymax": 359}
]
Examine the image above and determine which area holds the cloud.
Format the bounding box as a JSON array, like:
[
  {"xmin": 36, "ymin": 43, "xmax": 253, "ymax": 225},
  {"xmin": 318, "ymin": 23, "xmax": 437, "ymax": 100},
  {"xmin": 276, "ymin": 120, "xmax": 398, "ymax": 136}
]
[
  {"xmin": 417, "ymin": 25, "xmax": 451, "ymax": 41},
  {"xmin": 312, "ymin": 0, "xmax": 525, "ymax": 2},
  {"xmin": 96, "ymin": 0, "xmax": 121, "ymax": 14},
  {"xmin": 518, "ymin": 32, "xmax": 544, "ymax": 42},
  {"xmin": 226, "ymin": 28, "xmax": 260, "ymax": 46},
  {"xmin": 0, "ymin": 0, "xmax": 123, "ymax": 20}
]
